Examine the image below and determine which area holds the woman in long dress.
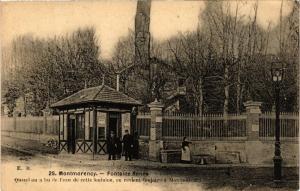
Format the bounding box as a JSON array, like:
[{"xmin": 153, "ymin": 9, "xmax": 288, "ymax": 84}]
[{"xmin": 181, "ymin": 137, "xmax": 192, "ymax": 163}]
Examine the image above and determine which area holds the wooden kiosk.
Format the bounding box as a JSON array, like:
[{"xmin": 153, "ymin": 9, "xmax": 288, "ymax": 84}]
[{"xmin": 51, "ymin": 85, "xmax": 141, "ymax": 155}]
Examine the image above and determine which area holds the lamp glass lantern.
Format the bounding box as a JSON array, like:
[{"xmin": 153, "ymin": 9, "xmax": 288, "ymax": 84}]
[
  {"xmin": 131, "ymin": 106, "xmax": 137, "ymax": 116},
  {"xmin": 271, "ymin": 62, "xmax": 284, "ymax": 82}
]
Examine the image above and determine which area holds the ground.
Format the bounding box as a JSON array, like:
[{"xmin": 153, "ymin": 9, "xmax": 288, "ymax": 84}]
[{"xmin": 1, "ymin": 136, "xmax": 299, "ymax": 191}]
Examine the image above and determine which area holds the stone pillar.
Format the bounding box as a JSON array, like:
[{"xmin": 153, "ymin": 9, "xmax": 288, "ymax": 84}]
[
  {"xmin": 244, "ymin": 101, "xmax": 264, "ymax": 164},
  {"xmin": 148, "ymin": 99, "xmax": 164, "ymax": 161},
  {"xmin": 244, "ymin": 101, "xmax": 262, "ymax": 141}
]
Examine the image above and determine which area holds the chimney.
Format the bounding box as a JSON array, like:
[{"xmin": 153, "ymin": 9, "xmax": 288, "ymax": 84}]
[
  {"xmin": 102, "ymin": 75, "xmax": 105, "ymax": 86},
  {"xmin": 84, "ymin": 80, "xmax": 87, "ymax": 89}
]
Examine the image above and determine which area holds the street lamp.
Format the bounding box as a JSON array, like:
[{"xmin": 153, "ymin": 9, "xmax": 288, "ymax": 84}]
[
  {"xmin": 271, "ymin": 60, "xmax": 284, "ymax": 183},
  {"xmin": 131, "ymin": 106, "xmax": 138, "ymax": 135}
]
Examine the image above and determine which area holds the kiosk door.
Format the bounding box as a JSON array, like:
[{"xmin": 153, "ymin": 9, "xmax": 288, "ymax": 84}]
[
  {"xmin": 108, "ymin": 113, "xmax": 121, "ymax": 138},
  {"xmin": 67, "ymin": 114, "xmax": 76, "ymax": 154}
]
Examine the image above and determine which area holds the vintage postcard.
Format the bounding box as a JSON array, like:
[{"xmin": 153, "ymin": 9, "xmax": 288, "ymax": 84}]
[{"xmin": 0, "ymin": 0, "xmax": 299, "ymax": 191}]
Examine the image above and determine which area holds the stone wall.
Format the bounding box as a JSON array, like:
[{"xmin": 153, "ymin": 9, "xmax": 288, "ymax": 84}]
[
  {"xmin": 245, "ymin": 140, "xmax": 299, "ymax": 166},
  {"xmin": 139, "ymin": 139, "xmax": 149, "ymax": 160},
  {"xmin": 139, "ymin": 139, "xmax": 299, "ymax": 166},
  {"xmin": 144, "ymin": 100, "xmax": 299, "ymax": 166}
]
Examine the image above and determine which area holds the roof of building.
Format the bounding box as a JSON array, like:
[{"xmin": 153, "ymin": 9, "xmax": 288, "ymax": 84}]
[{"xmin": 51, "ymin": 85, "xmax": 142, "ymax": 108}]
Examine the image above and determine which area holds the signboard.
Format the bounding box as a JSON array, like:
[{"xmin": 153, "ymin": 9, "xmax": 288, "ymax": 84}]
[
  {"xmin": 156, "ymin": 116, "xmax": 162, "ymax": 123},
  {"xmin": 85, "ymin": 111, "xmax": 89, "ymax": 140},
  {"xmin": 150, "ymin": 128, "xmax": 156, "ymax": 140},
  {"xmin": 63, "ymin": 114, "xmax": 67, "ymax": 140},
  {"xmin": 59, "ymin": 114, "xmax": 64, "ymax": 138},
  {"xmin": 97, "ymin": 112, "xmax": 106, "ymax": 127},
  {"xmin": 252, "ymin": 124, "xmax": 259, "ymax": 132}
]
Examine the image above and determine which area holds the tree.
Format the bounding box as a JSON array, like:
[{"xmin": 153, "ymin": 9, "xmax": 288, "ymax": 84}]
[
  {"xmin": 110, "ymin": 30, "xmax": 135, "ymax": 93},
  {"xmin": 167, "ymin": 29, "xmax": 217, "ymax": 115},
  {"xmin": 3, "ymin": 85, "xmax": 21, "ymax": 116},
  {"xmin": 2, "ymin": 27, "xmax": 105, "ymax": 115}
]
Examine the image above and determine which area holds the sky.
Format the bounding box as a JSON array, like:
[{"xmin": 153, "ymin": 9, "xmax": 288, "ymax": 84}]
[{"xmin": 0, "ymin": 0, "xmax": 294, "ymax": 59}]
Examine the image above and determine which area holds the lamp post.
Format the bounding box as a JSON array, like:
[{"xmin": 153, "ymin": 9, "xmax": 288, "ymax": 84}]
[
  {"xmin": 271, "ymin": 60, "xmax": 284, "ymax": 183},
  {"xmin": 131, "ymin": 106, "xmax": 138, "ymax": 133}
]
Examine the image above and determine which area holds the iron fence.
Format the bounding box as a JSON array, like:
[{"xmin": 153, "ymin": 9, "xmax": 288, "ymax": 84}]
[
  {"xmin": 162, "ymin": 113, "xmax": 247, "ymax": 140},
  {"xmin": 259, "ymin": 112, "xmax": 299, "ymax": 141}
]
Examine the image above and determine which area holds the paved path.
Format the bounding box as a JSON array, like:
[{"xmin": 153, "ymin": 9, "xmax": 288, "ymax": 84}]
[{"xmin": 1, "ymin": 136, "xmax": 299, "ymax": 191}]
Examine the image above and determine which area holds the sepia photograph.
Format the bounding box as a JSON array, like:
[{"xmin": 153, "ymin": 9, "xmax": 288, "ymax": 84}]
[{"xmin": 0, "ymin": 0, "xmax": 299, "ymax": 190}]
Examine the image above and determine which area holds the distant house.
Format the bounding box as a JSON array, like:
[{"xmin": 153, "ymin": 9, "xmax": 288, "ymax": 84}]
[
  {"xmin": 14, "ymin": 96, "xmax": 26, "ymax": 116},
  {"xmin": 164, "ymin": 78, "xmax": 187, "ymax": 112},
  {"xmin": 1, "ymin": 96, "xmax": 26, "ymax": 117}
]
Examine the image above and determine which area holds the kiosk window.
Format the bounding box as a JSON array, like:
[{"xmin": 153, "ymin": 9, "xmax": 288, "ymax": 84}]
[{"xmin": 76, "ymin": 114, "xmax": 84, "ymax": 139}]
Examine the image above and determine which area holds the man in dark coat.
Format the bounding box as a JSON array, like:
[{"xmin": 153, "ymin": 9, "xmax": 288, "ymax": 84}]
[
  {"xmin": 122, "ymin": 130, "xmax": 133, "ymax": 161},
  {"xmin": 107, "ymin": 131, "xmax": 118, "ymax": 160},
  {"xmin": 116, "ymin": 136, "xmax": 122, "ymax": 160}
]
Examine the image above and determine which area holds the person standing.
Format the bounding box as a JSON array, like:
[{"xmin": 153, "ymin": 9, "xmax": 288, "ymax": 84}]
[
  {"xmin": 122, "ymin": 130, "xmax": 133, "ymax": 161},
  {"xmin": 107, "ymin": 131, "xmax": 118, "ymax": 160},
  {"xmin": 181, "ymin": 137, "xmax": 192, "ymax": 163},
  {"xmin": 116, "ymin": 136, "xmax": 122, "ymax": 160}
]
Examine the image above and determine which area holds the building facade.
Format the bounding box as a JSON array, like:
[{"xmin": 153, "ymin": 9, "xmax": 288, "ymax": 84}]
[{"xmin": 51, "ymin": 85, "xmax": 141, "ymax": 155}]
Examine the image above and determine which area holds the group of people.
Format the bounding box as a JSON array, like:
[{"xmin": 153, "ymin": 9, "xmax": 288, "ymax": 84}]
[
  {"xmin": 107, "ymin": 130, "xmax": 192, "ymax": 163},
  {"xmin": 107, "ymin": 130, "xmax": 139, "ymax": 161}
]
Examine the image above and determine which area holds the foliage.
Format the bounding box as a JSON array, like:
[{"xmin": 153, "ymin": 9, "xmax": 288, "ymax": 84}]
[
  {"xmin": 2, "ymin": 2, "xmax": 299, "ymax": 115},
  {"xmin": 2, "ymin": 27, "xmax": 105, "ymax": 116},
  {"xmin": 108, "ymin": 1, "xmax": 299, "ymax": 113}
]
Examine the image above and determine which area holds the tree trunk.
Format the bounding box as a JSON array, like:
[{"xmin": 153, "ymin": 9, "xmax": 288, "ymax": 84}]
[
  {"xmin": 193, "ymin": 78, "xmax": 204, "ymax": 115},
  {"xmin": 236, "ymin": 62, "xmax": 241, "ymax": 114},
  {"xmin": 198, "ymin": 78, "xmax": 203, "ymax": 116},
  {"xmin": 224, "ymin": 63, "xmax": 229, "ymax": 128},
  {"xmin": 194, "ymin": 101, "xmax": 198, "ymax": 115},
  {"xmin": 23, "ymin": 95, "xmax": 27, "ymax": 116},
  {"xmin": 223, "ymin": 64, "xmax": 229, "ymax": 116}
]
